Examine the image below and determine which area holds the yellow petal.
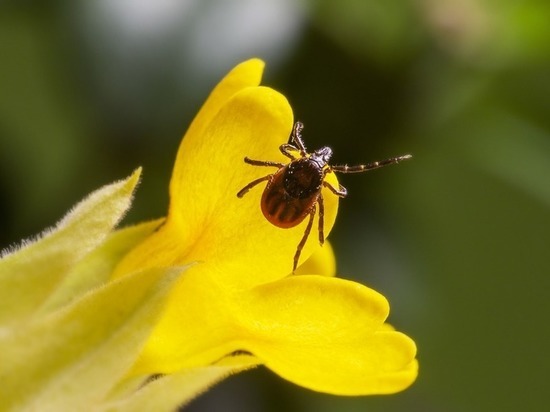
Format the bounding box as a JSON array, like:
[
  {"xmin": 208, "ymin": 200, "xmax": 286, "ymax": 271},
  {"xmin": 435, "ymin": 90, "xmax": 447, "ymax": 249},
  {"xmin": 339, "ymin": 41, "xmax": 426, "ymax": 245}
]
[
  {"xmin": 170, "ymin": 58, "xmax": 265, "ymax": 203},
  {"xmin": 129, "ymin": 272, "xmax": 244, "ymax": 375},
  {"xmin": 258, "ymin": 332, "xmax": 418, "ymax": 395},
  {"xmin": 294, "ymin": 241, "xmax": 336, "ymax": 276},
  {"xmin": 236, "ymin": 275, "xmax": 418, "ymax": 395},
  {"xmin": 115, "ymin": 86, "xmax": 340, "ymax": 288},
  {"xmin": 113, "ymin": 60, "xmax": 345, "ymax": 377}
]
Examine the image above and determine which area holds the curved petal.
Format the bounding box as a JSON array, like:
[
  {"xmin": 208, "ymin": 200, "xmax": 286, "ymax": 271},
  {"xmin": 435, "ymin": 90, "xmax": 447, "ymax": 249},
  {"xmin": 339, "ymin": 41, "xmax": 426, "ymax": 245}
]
[
  {"xmin": 257, "ymin": 332, "xmax": 418, "ymax": 395},
  {"xmin": 235, "ymin": 275, "xmax": 418, "ymax": 395},
  {"xmin": 294, "ymin": 241, "xmax": 336, "ymax": 276},
  {"xmin": 170, "ymin": 58, "xmax": 265, "ymax": 202},
  {"xmin": 115, "ymin": 86, "xmax": 340, "ymax": 288}
]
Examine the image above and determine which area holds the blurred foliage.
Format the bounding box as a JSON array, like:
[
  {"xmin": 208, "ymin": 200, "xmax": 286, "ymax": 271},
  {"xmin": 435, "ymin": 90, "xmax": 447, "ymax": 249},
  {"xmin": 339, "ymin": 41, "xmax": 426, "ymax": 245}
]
[{"xmin": 1, "ymin": 1, "xmax": 550, "ymax": 411}]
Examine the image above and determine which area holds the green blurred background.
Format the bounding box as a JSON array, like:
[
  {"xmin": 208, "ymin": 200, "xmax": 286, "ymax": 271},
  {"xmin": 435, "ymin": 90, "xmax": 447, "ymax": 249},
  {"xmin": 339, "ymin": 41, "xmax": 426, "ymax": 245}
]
[{"xmin": 1, "ymin": 1, "xmax": 550, "ymax": 411}]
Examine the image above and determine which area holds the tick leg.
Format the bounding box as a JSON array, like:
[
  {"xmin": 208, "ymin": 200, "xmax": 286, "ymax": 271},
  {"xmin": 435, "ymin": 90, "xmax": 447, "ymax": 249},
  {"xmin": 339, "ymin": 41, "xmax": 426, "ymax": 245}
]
[
  {"xmin": 279, "ymin": 144, "xmax": 298, "ymax": 160},
  {"xmin": 244, "ymin": 157, "xmax": 285, "ymax": 168},
  {"xmin": 293, "ymin": 204, "xmax": 316, "ymax": 273},
  {"xmin": 237, "ymin": 175, "xmax": 272, "ymax": 198},
  {"xmin": 331, "ymin": 154, "xmax": 412, "ymax": 173},
  {"xmin": 323, "ymin": 180, "xmax": 348, "ymax": 198},
  {"xmin": 289, "ymin": 121, "xmax": 308, "ymax": 157},
  {"xmin": 318, "ymin": 194, "xmax": 325, "ymax": 245},
  {"xmin": 279, "ymin": 121, "xmax": 311, "ymax": 159}
]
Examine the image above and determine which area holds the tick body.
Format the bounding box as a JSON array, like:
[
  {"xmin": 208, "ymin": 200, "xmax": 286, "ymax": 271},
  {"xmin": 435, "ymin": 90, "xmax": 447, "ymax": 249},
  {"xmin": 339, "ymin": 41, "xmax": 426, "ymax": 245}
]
[
  {"xmin": 261, "ymin": 156, "xmax": 324, "ymax": 228},
  {"xmin": 237, "ymin": 122, "xmax": 411, "ymax": 273}
]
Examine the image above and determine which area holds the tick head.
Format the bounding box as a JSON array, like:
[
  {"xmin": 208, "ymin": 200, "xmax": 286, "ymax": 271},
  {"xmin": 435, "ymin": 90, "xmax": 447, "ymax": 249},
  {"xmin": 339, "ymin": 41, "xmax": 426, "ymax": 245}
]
[{"xmin": 311, "ymin": 146, "xmax": 333, "ymax": 166}]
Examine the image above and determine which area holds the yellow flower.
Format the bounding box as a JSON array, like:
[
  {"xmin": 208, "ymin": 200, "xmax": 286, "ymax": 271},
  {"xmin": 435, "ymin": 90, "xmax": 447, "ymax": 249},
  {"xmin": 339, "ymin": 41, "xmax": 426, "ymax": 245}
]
[{"xmin": 113, "ymin": 59, "xmax": 418, "ymax": 396}]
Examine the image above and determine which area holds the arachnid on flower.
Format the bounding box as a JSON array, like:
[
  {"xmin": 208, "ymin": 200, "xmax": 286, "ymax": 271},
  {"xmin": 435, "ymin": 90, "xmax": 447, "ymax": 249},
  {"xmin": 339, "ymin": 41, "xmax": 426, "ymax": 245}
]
[{"xmin": 0, "ymin": 59, "xmax": 417, "ymax": 411}]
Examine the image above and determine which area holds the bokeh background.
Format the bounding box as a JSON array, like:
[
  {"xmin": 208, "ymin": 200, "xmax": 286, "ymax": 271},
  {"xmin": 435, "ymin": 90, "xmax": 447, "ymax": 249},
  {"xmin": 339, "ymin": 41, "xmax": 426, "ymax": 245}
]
[{"xmin": 2, "ymin": 1, "xmax": 550, "ymax": 411}]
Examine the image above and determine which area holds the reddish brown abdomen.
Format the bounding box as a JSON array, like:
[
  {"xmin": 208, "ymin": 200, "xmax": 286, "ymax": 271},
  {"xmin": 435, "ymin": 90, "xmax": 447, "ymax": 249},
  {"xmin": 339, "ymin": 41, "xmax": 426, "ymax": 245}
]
[{"xmin": 260, "ymin": 165, "xmax": 320, "ymax": 228}]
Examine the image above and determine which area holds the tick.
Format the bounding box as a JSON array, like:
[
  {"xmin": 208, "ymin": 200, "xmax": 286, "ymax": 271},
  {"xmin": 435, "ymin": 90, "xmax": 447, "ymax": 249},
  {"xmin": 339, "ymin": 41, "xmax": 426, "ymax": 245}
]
[{"xmin": 237, "ymin": 121, "xmax": 411, "ymax": 273}]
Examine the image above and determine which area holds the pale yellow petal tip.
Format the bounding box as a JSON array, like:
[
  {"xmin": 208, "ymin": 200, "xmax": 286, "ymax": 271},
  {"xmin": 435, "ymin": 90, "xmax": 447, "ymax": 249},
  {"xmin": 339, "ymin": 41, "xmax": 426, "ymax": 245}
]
[
  {"xmin": 128, "ymin": 167, "xmax": 142, "ymax": 188},
  {"xmin": 113, "ymin": 167, "xmax": 142, "ymax": 201},
  {"xmin": 131, "ymin": 166, "xmax": 143, "ymax": 179},
  {"xmin": 117, "ymin": 167, "xmax": 142, "ymax": 210}
]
